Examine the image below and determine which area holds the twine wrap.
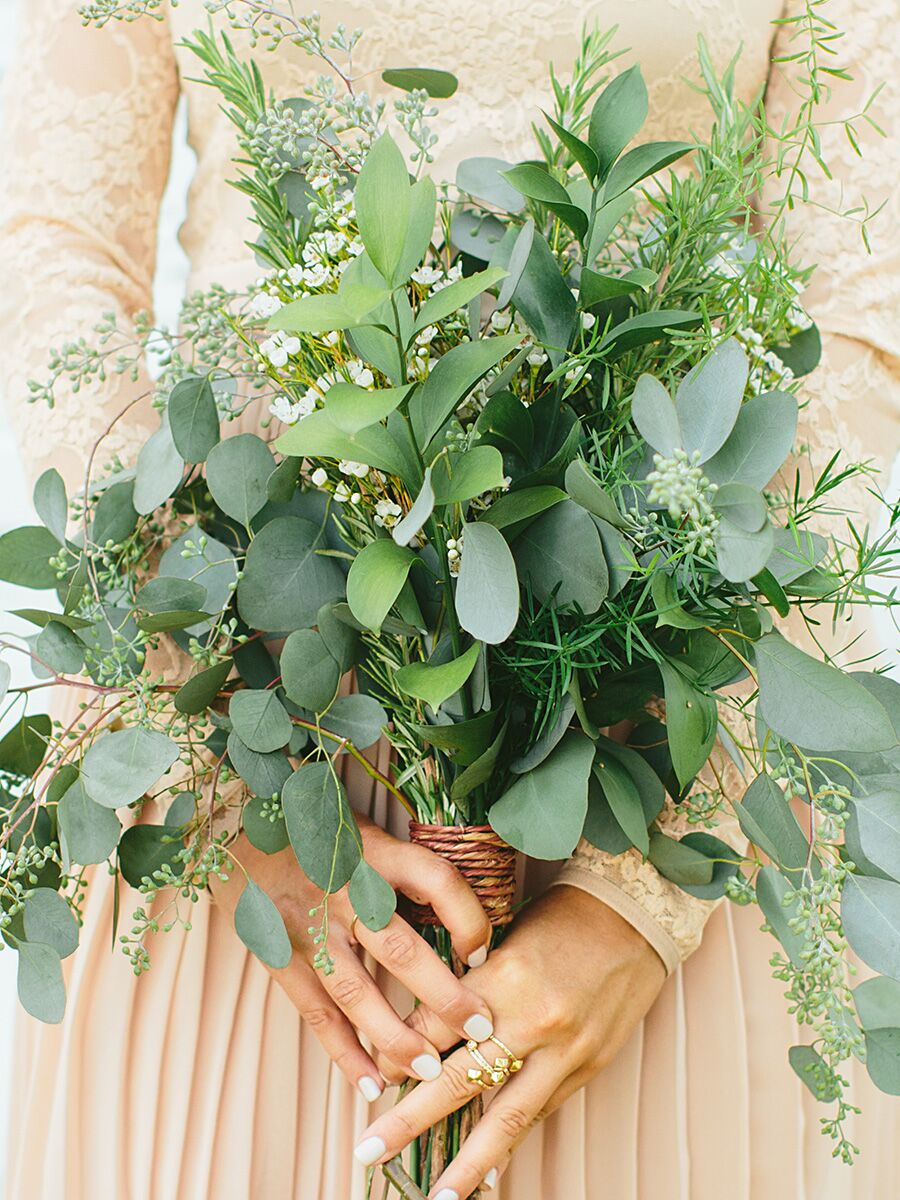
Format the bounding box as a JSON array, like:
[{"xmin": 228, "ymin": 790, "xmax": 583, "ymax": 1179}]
[{"xmin": 408, "ymin": 823, "xmax": 517, "ymax": 928}]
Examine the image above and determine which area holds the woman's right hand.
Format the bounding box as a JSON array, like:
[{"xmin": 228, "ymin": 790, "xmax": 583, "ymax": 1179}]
[{"xmin": 212, "ymin": 815, "xmax": 495, "ymax": 1102}]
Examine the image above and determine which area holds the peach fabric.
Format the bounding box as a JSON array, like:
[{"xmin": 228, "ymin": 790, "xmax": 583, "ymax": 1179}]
[{"xmin": 0, "ymin": 1, "xmax": 898, "ymax": 1197}]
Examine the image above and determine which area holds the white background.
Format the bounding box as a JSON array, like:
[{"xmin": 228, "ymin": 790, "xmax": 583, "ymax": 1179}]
[{"xmin": 0, "ymin": 0, "xmax": 194, "ymax": 1176}]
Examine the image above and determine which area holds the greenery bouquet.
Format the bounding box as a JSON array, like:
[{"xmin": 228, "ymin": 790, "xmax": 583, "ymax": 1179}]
[{"xmin": 0, "ymin": 1, "xmax": 897, "ymax": 1190}]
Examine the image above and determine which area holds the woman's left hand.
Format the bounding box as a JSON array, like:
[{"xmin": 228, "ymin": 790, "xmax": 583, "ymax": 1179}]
[{"xmin": 353, "ymin": 884, "xmax": 667, "ymax": 1198}]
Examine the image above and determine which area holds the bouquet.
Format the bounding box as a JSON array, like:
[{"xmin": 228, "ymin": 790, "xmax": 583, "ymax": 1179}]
[{"xmin": 1, "ymin": 1, "xmax": 897, "ymax": 1187}]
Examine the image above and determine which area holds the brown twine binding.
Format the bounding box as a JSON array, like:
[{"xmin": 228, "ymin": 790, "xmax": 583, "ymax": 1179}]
[{"xmin": 407, "ymin": 823, "xmax": 517, "ymax": 928}]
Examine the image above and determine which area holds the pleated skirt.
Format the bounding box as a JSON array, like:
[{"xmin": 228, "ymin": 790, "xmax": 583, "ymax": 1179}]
[{"xmin": 6, "ymin": 742, "xmax": 900, "ymax": 1200}]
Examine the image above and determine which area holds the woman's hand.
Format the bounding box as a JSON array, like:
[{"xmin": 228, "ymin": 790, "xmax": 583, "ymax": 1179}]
[
  {"xmin": 353, "ymin": 885, "xmax": 666, "ymax": 1197},
  {"xmin": 213, "ymin": 816, "xmax": 495, "ymax": 1103}
]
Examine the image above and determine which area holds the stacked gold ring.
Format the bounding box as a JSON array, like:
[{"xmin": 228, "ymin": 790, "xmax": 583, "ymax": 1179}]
[{"xmin": 465, "ymin": 1034, "xmax": 525, "ymax": 1090}]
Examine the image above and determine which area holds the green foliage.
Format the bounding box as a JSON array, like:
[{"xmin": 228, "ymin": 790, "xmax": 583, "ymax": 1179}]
[
  {"xmin": 234, "ymin": 880, "xmax": 292, "ymax": 969},
  {"xmin": 490, "ymin": 733, "xmax": 594, "ymax": 859}
]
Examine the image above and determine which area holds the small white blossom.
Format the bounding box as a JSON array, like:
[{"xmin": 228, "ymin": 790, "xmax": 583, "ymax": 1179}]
[
  {"xmin": 338, "ymin": 459, "xmax": 370, "ymax": 478},
  {"xmin": 347, "ymin": 361, "xmax": 375, "ymax": 388},
  {"xmin": 259, "ymin": 331, "xmax": 301, "ymax": 368},
  {"xmin": 411, "ymin": 264, "xmax": 443, "ymax": 287},
  {"xmin": 323, "ymin": 330, "xmax": 341, "ymax": 347},
  {"xmin": 311, "ymin": 467, "xmax": 329, "ymax": 487},
  {"xmin": 334, "ymin": 481, "xmax": 352, "ymax": 503},
  {"xmin": 527, "ymin": 349, "xmax": 548, "ymax": 368},
  {"xmin": 269, "ymin": 394, "xmax": 300, "ymax": 424},
  {"xmin": 430, "ymin": 263, "xmax": 463, "ymax": 293},
  {"xmin": 490, "ymin": 309, "xmax": 512, "ymax": 332},
  {"xmin": 250, "ymin": 291, "xmax": 283, "ymax": 319},
  {"xmin": 374, "ymin": 498, "xmax": 403, "ymax": 529},
  {"xmin": 309, "ymin": 174, "xmax": 330, "ymax": 191},
  {"xmin": 287, "ymin": 263, "xmax": 306, "ymax": 285},
  {"xmin": 303, "ymin": 263, "xmax": 332, "ymax": 289},
  {"xmin": 581, "ymin": 311, "xmax": 596, "ymax": 330},
  {"xmin": 415, "ymin": 325, "xmax": 438, "ymax": 347}
]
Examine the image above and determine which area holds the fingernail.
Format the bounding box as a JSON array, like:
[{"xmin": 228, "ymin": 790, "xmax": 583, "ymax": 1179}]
[
  {"xmin": 432, "ymin": 1190, "xmax": 459, "ymax": 1200},
  {"xmin": 411, "ymin": 1053, "xmax": 442, "ymax": 1081},
  {"xmin": 463, "ymin": 1013, "xmax": 493, "ymax": 1042},
  {"xmin": 353, "ymin": 1135, "xmax": 386, "ymax": 1166},
  {"xmin": 467, "ymin": 944, "xmax": 488, "ymax": 969},
  {"xmin": 357, "ymin": 1075, "xmax": 382, "ymax": 1103},
  {"xmin": 483, "ymin": 1167, "xmax": 499, "ymax": 1189}
]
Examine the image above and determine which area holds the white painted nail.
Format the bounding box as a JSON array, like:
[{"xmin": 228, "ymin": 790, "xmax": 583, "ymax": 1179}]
[
  {"xmin": 353, "ymin": 1135, "xmax": 386, "ymax": 1166},
  {"xmin": 432, "ymin": 1190, "xmax": 459, "ymax": 1200},
  {"xmin": 467, "ymin": 944, "xmax": 488, "ymax": 969},
  {"xmin": 463, "ymin": 1013, "xmax": 494, "ymax": 1042},
  {"xmin": 483, "ymin": 1167, "xmax": 499, "ymax": 1189},
  {"xmin": 411, "ymin": 1053, "xmax": 443, "ymax": 1081},
  {"xmin": 357, "ymin": 1075, "xmax": 382, "ymax": 1103}
]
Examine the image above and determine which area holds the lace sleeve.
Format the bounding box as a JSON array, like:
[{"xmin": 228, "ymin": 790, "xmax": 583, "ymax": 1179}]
[
  {"xmin": 0, "ymin": 0, "xmax": 179, "ymax": 490},
  {"xmin": 556, "ymin": 0, "xmax": 900, "ymax": 974}
]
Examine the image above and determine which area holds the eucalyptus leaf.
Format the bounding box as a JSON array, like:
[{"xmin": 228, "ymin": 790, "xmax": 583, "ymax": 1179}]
[
  {"xmin": 118, "ymin": 824, "xmax": 184, "ymax": 888},
  {"xmin": 647, "ymin": 830, "xmax": 714, "ymax": 886},
  {"xmin": 451, "ymin": 720, "xmax": 508, "ymax": 800},
  {"xmin": 854, "ymin": 791, "xmax": 900, "ymax": 881},
  {"xmin": 173, "ymin": 659, "xmax": 233, "ymax": 716},
  {"xmin": 675, "ymin": 338, "xmax": 748, "ymax": 463},
  {"xmin": 36, "ymin": 621, "xmax": 84, "ymax": 676},
  {"xmin": 229, "ymin": 689, "xmax": 292, "ymax": 753},
  {"xmin": 755, "ymin": 632, "xmax": 897, "ymax": 753},
  {"xmin": 704, "ymin": 391, "xmax": 798, "ymax": 488},
  {"xmin": 206, "ymin": 434, "xmax": 275, "ymax": 526},
  {"xmin": 713, "ymin": 516, "xmax": 774, "ymax": 583},
  {"xmin": 497, "ymin": 219, "xmax": 535, "ymax": 308},
  {"xmin": 226, "ymin": 733, "xmax": 292, "ymax": 800},
  {"xmin": 490, "ymin": 732, "xmax": 594, "ymax": 859},
  {"xmin": 456, "ymin": 156, "xmax": 525, "ymax": 211},
  {"xmin": 855, "ymin": 976, "xmax": 900, "ymax": 1030},
  {"xmin": 737, "ymin": 772, "xmax": 811, "ymax": 871},
  {"xmin": 317, "ymin": 694, "xmax": 388, "ymax": 751},
  {"xmin": 282, "ymin": 762, "xmax": 361, "ymax": 891},
  {"xmin": 564, "ymin": 459, "xmax": 627, "ymax": 528},
  {"xmin": 234, "ymin": 880, "xmax": 292, "ymax": 969},
  {"xmin": 381, "ymin": 67, "xmax": 458, "ymax": 98},
  {"xmin": 592, "ymin": 752, "xmax": 649, "ymax": 855},
  {"xmin": 82, "ymin": 728, "xmax": 180, "ymax": 810},
  {"xmin": 756, "ymin": 864, "xmax": 806, "ymax": 967},
  {"xmin": 17, "ymin": 942, "xmax": 65, "ymax": 1024},
  {"xmin": 630, "ymin": 374, "xmax": 679, "ymax": 456},
  {"xmin": 57, "ymin": 777, "xmax": 121, "ymax": 864},
  {"xmin": 238, "ymin": 516, "xmax": 345, "ymax": 633},
  {"xmin": 168, "ymin": 375, "xmax": 220, "ymax": 463},
  {"xmin": 134, "ymin": 422, "xmax": 184, "ymax": 514},
  {"xmin": 23, "ymin": 889, "xmax": 79, "ymax": 958},
  {"xmin": 514, "ymin": 500, "xmax": 608, "ymax": 613},
  {"xmin": 158, "ymin": 528, "xmax": 238, "ymax": 632},
  {"xmin": 842, "ymin": 874, "xmax": 900, "ymax": 980},
  {"xmin": 789, "ymin": 1045, "xmax": 841, "ymax": 1102},
  {"xmin": 348, "ymin": 859, "xmax": 397, "ymax": 931},
  {"xmin": 865, "ymin": 1028, "xmax": 900, "ymax": 1096},
  {"xmin": 33, "ymin": 468, "xmax": 67, "ymax": 543},
  {"xmin": 281, "ymin": 628, "xmax": 342, "ymax": 713},
  {"xmin": 456, "ymin": 520, "xmax": 520, "ymax": 644},
  {"xmin": 242, "ymin": 794, "xmax": 290, "ymax": 855},
  {"xmin": 0, "ymin": 526, "xmax": 62, "ymax": 589}
]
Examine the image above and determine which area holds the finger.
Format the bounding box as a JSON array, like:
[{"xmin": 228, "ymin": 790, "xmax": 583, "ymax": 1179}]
[
  {"xmin": 270, "ymin": 952, "xmax": 383, "ymax": 1103},
  {"xmin": 354, "ymin": 1035, "xmax": 548, "ymax": 1167},
  {"xmin": 388, "ymin": 840, "xmax": 492, "ymax": 967},
  {"xmin": 425, "ymin": 1065, "xmax": 557, "ymax": 1200},
  {"xmin": 376, "ymin": 1003, "xmax": 457, "ymax": 1085},
  {"xmin": 355, "ymin": 912, "xmax": 495, "ymax": 1046},
  {"xmin": 321, "ymin": 937, "xmax": 445, "ymax": 1082}
]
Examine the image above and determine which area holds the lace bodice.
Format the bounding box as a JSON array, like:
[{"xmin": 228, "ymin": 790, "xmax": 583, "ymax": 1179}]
[{"xmin": 0, "ymin": 0, "xmax": 896, "ymax": 966}]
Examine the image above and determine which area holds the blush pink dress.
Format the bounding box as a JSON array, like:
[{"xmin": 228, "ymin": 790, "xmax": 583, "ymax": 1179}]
[{"xmin": 0, "ymin": 1, "xmax": 898, "ymax": 1197}]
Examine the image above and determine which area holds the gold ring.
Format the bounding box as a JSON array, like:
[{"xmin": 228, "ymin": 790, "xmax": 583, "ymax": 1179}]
[
  {"xmin": 348, "ymin": 915, "xmax": 360, "ymax": 943},
  {"xmin": 464, "ymin": 1034, "xmax": 525, "ymax": 1089}
]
